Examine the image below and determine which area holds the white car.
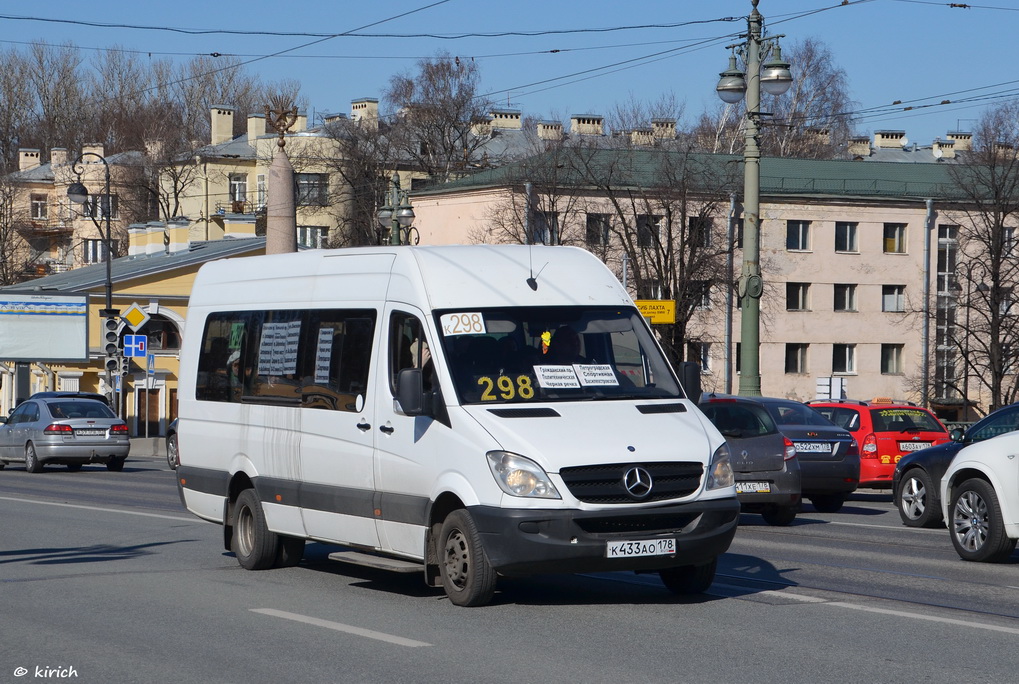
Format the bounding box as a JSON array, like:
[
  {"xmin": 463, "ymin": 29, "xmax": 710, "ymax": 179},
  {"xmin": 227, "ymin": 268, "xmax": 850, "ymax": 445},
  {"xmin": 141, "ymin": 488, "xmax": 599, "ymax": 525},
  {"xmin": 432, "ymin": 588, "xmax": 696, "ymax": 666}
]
[{"xmin": 940, "ymin": 431, "xmax": 1019, "ymax": 562}]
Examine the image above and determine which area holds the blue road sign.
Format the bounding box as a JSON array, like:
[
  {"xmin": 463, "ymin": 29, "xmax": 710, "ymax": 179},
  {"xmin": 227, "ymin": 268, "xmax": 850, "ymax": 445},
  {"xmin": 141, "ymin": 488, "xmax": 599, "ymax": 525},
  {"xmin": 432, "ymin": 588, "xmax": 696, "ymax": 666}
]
[{"xmin": 124, "ymin": 334, "xmax": 147, "ymax": 358}]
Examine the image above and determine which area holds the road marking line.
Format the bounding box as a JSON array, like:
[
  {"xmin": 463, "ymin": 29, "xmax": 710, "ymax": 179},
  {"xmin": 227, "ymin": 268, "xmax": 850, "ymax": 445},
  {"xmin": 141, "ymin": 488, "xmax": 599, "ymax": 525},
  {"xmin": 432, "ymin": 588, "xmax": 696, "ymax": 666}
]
[
  {"xmin": 251, "ymin": 608, "xmax": 431, "ymax": 648},
  {"xmin": 828, "ymin": 601, "xmax": 1019, "ymax": 635},
  {"xmin": 0, "ymin": 495, "xmax": 198, "ymax": 523}
]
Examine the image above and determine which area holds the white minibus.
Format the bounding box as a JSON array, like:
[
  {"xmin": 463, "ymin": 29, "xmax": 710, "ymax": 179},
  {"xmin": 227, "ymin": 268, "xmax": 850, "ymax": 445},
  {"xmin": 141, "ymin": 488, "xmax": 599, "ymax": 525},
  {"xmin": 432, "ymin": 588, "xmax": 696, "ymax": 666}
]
[{"xmin": 176, "ymin": 244, "xmax": 739, "ymax": 606}]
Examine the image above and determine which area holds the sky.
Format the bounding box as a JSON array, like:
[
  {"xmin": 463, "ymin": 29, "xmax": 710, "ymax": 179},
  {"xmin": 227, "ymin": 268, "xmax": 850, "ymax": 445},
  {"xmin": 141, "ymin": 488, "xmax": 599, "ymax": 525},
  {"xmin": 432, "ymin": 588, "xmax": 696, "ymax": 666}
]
[{"xmin": 2, "ymin": 0, "xmax": 1017, "ymax": 147}]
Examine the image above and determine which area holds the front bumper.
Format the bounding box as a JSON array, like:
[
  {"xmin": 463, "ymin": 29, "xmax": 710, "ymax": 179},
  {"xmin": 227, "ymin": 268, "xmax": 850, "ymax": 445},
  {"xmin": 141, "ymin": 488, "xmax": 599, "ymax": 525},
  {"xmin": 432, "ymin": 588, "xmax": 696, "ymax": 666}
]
[{"xmin": 468, "ymin": 497, "xmax": 740, "ymax": 576}]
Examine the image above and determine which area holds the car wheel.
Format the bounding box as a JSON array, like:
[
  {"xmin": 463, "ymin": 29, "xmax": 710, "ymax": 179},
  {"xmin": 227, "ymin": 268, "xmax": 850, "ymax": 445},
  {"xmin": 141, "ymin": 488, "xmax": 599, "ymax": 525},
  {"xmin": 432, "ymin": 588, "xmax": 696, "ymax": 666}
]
[
  {"xmin": 106, "ymin": 457, "xmax": 126, "ymax": 472},
  {"xmin": 66, "ymin": 463, "xmax": 83, "ymax": 472},
  {"xmin": 276, "ymin": 536, "xmax": 306, "ymax": 568},
  {"xmin": 949, "ymin": 478, "xmax": 1017, "ymax": 563},
  {"xmin": 166, "ymin": 432, "xmax": 179, "ymax": 470},
  {"xmin": 659, "ymin": 558, "xmax": 717, "ymax": 595},
  {"xmin": 0, "ymin": 461, "xmax": 6, "ymax": 470},
  {"xmin": 233, "ymin": 489, "xmax": 280, "ymax": 570},
  {"xmin": 809, "ymin": 494, "xmax": 846, "ymax": 513},
  {"xmin": 761, "ymin": 505, "xmax": 797, "ymax": 526},
  {"xmin": 438, "ymin": 509, "xmax": 497, "ymax": 607},
  {"xmin": 24, "ymin": 443, "xmax": 42, "ymax": 473},
  {"xmin": 896, "ymin": 468, "xmax": 942, "ymax": 528}
]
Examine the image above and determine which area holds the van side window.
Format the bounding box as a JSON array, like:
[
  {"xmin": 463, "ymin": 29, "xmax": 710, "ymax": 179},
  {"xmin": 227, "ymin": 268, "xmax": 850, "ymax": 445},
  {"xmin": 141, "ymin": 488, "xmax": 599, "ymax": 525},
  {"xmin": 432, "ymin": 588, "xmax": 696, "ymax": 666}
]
[
  {"xmin": 196, "ymin": 308, "xmax": 376, "ymax": 412},
  {"xmin": 389, "ymin": 312, "xmax": 431, "ymax": 395}
]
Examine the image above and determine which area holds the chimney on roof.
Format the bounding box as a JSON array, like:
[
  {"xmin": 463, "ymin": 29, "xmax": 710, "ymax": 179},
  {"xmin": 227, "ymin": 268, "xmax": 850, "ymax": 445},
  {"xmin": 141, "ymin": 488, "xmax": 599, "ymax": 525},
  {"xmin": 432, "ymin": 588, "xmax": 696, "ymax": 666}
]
[
  {"xmin": 571, "ymin": 114, "xmax": 604, "ymax": 136},
  {"xmin": 247, "ymin": 113, "xmax": 266, "ymax": 141},
  {"xmin": 947, "ymin": 131, "xmax": 972, "ymax": 152},
  {"xmin": 49, "ymin": 148, "xmax": 67, "ymax": 167},
  {"xmin": 537, "ymin": 121, "xmax": 563, "ymax": 141},
  {"xmin": 652, "ymin": 118, "xmax": 676, "ymax": 139},
  {"xmin": 490, "ymin": 109, "xmax": 522, "ymax": 130},
  {"xmin": 211, "ymin": 105, "xmax": 235, "ymax": 145},
  {"xmin": 18, "ymin": 149, "xmax": 40, "ymax": 171},
  {"xmin": 629, "ymin": 128, "xmax": 654, "ymax": 146},
  {"xmin": 166, "ymin": 217, "xmax": 191, "ymax": 253},
  {"xmin": 128, "ymin": 223, "xmax": 148, "ymax": 257},
  {"xmin": 294, "ymin": 111, "xmax": 307, "ymax": 132},
  {"xmin": 848, "ymin": 136, "xmax": 871, "ymax": 157},
  {"xmin": 351, "ymin": 98, "xmax": 379, "ymax": 130},
  {"xmin": 874, "ymin": 130, "xmax": 907, "ymax": 149},
  {"xmin": 933, "ymin": 138, "xmax": 956, "ymax": 160}
]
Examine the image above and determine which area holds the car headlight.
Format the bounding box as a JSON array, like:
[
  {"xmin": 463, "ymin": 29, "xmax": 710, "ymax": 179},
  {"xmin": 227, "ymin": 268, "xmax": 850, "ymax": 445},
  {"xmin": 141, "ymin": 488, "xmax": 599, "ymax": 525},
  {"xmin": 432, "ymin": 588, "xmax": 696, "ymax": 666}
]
[
  {"xmin": 487, "ymin": 451, "xmax": 561, "ymax": 499},
  {"xmin": 705, "ymin": 442, "xmax": 734, "ymax": 490}
]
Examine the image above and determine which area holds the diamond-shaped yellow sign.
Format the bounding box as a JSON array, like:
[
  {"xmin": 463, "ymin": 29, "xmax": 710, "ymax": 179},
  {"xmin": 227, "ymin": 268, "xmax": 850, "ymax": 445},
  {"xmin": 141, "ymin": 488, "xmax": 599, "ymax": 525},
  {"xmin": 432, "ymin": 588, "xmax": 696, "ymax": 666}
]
[{"xmin": 122, "ymin": 303, "xmax": 150, "ymax": 332}]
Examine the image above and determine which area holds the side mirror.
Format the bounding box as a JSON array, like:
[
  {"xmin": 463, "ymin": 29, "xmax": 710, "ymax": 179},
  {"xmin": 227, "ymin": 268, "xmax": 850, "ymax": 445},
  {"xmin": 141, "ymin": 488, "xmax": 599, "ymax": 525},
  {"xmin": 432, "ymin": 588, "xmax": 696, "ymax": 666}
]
[
  {"xmin": 679, "ymin": 362, "xmax": 702, "ymax": 405},
  {"xmin": 396, "ymin": 368, "xmax": 427, "ymax": 417},
  {"xmin": 950, "ymin": 427, "xmax": 965, "ymax": 442}
]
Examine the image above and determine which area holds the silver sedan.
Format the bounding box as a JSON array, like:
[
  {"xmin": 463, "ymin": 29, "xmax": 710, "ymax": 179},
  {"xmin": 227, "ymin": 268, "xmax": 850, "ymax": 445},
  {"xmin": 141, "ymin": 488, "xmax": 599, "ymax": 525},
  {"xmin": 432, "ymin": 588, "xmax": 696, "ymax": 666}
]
[{"xmin": 0, "ymin": 397, "xmax": 130, "ymax": 473}]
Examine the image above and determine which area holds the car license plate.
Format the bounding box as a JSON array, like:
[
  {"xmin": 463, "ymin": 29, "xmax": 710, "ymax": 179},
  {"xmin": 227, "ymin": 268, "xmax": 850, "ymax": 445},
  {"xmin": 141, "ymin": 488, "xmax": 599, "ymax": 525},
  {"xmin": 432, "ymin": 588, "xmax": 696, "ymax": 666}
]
[
  {"xmin": 75, "ymin": 429, "xmax": 106, "ymax": 436},
  {"xmin": 606, "ymin": 538, "xmax": 676, "ymax": 558},
  {"xmin": 736, "ymin": 481, "xmax": 771, "ymax": 493},
  {"xmin": 794, "ymin": 442, "xmax": 832, "ymax": 453},
  {"xmin": 899, "ymin": 441, "xmax": 932, "ymax": 451}
]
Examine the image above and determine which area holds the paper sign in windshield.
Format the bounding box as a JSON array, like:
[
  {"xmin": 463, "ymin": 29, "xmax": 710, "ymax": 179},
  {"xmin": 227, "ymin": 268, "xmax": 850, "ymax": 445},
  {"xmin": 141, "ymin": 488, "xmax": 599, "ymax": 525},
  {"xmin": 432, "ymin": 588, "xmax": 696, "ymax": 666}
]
[{"xmin": 535, "ymin": 364, "xmax": 618, "ymax": 388}]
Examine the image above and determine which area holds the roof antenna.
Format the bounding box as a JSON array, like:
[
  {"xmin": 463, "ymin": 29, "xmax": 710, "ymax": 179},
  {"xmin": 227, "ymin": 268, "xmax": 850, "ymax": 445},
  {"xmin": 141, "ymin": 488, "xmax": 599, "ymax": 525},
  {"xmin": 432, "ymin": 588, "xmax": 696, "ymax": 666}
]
[{"xmin": 527, "ymin": 261, "xmax": 548, "ymax": 291}]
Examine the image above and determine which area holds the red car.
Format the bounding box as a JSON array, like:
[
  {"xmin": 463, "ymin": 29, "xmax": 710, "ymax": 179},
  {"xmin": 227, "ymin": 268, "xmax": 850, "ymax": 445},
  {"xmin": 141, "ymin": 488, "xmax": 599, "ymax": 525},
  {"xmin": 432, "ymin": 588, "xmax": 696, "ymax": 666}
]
[{"xmin": 807, "ymin": 399, "xmax": 950, "ymax": 488}]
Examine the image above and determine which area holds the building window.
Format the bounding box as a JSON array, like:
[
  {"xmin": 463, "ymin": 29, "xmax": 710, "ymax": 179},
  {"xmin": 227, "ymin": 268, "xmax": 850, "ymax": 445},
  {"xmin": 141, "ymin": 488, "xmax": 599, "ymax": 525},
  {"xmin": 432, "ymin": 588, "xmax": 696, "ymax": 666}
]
[
  {"xmin": 881, "ymin": 344, "xmax": 903, "ymax": 374},
  {"xmin": 883, "ymin": 223, "xmax": 907, "ymax": 253},
  {"xmin": 297, "ymin": 226, "xmax": 328, "ymax": 249},
  {"xmin": 689, "ymin": 216, "xmax": 713, "ymax": 248},
  {"xmin": 692, "ymin": 280, "xmax": 711, "ymax": 309},
  {"xmin": 30, "ymin": 194, "xmax": 48, "ymax": 220},
  {"xmin": 585, "ymin": 213, "xmax": 610, "ymax": 247},
  {"xmin": 296, "ymin": 173, "xmax": 328, "ymax": 206},
  {"xmin": 532, "ymin": 211, "xmax": 558, "ymax": 245},
  {"xmin": 835, "ymin": 221, "xmax": 858, "ymax": 253},
  {"xmin": 228, "ymin": 174, "xmax": 247, "ymax": 203},
  {"xmin": 82, "ymin": 238, "xmax": 115, "ymax": 264},
  {"xmin": 256, "ymin": 174, "xmax": 267, "ymax": 210},
  {"xmin": 785, "ymin": 343, "xmax": 807, "ymax": 374},
  {"xmin": 786, "ymin": 220, "xmax": 810, "ymax": 251},
  {"xmin": 833, "ymin": 343, "xmax": 856, "ymax": 374},
  {"xmin": 786, "ymin": 282, "xmax": 810, "ymax": 311},
  {"xmin": 735, "ymin": 342, "xmax": 741, "ymax": 373},
  {"xmin": 687, "ymin": 341, "xmax": 711, "ymax": 371},
  {"xmin": 834, "ymin": 284, "xmax": 857, "ymax": 312},
  {"xmin": 85, "ymin": 194, "xmax": 118, "ymax": 219},
  {"xmin": 1004, "ymin": 227, "xmax": 1016, "ymax": 256},
  {"xmin": 733, "ymin": 218, "xmax": 744, "ymax": 249},
  {"xmin": 637, "ymin": 214, "xmax": 661, "ymax": 248},
  {"xmin": 882, "ymin": 285, "xmax": 906, "ymax": 312}
]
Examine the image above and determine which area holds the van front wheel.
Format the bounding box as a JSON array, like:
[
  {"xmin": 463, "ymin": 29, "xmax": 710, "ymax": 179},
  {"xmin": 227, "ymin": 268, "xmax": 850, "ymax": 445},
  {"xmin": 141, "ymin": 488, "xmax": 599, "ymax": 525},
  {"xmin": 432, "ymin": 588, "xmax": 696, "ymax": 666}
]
[
  {"xmin": 659, "ymin": 558, "xmax": 717, "ymax": 595},
  {"xmin": 233, "ymin": 489, "xmax": 280, "ymax": 570},
  {"xmin": 438, "ymin": 509, "xmax": 496, "ymax": 607}
]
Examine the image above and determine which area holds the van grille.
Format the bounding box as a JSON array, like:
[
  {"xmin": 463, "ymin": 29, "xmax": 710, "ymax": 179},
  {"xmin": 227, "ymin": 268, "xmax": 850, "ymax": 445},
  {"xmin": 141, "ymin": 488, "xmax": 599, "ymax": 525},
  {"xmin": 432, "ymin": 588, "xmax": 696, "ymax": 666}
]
[
  {"xmin": 575, "ymin": 513, "xmax": 700, "ymax": 534},
  {"xmin": 559, "ymin": 462, "xmax": 703, "ymax": 503}
]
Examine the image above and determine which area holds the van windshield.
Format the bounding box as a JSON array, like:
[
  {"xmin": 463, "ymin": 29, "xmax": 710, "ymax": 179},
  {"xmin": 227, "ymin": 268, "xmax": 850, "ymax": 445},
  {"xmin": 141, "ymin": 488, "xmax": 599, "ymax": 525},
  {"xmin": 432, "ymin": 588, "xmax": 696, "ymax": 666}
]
[{"xmin": 433, "ymin": 306, "xmax": 683, "ymax": 405}]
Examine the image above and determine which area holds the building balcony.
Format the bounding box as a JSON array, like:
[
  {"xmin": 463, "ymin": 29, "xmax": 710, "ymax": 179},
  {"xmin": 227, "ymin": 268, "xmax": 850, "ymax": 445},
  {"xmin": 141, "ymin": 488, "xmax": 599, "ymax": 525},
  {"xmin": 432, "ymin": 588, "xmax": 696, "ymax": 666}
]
[
  {"xmin": 215, "ymin": 200, "xmax": 265, "ymax": 215},
  {"xmin": 15, "ymin": 218, "xmax": 74, "ymax": 236}
]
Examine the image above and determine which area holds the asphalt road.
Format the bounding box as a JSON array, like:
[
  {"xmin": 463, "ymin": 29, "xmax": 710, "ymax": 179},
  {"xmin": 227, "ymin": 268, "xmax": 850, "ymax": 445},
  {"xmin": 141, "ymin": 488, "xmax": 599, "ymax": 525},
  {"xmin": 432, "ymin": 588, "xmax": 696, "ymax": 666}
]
[{"xmin": 2, "ymin": 450, "xmax": 1018, "ymax": 684}]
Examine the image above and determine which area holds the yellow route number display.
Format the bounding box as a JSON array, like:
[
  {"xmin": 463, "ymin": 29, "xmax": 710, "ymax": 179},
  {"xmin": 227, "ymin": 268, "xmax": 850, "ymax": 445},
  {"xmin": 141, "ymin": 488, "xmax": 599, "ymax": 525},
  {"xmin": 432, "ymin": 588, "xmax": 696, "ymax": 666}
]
[{"xmin": 478, "ymin": 375, "xmax": 536, "ymax": 401}]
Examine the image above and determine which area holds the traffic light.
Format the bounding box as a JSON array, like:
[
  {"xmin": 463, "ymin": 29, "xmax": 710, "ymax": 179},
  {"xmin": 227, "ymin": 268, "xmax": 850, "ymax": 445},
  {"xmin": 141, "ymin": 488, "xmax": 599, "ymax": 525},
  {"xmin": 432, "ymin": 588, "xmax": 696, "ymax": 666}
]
[
  {"xmin": 119, "ymin": 356, "xmax": 131, "ymax": 376},
  {"xmin": 105, "ymin": 354, "xmax": 120, "ymax": 374},
  {"xmin": 103, "ymin": 316, "xmax": 121, "ymax": 356}
]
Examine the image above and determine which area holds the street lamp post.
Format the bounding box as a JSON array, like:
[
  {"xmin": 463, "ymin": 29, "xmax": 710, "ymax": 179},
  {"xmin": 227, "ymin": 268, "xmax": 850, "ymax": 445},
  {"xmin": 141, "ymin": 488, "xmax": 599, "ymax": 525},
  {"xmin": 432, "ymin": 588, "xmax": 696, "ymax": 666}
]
[
  {"xmin": 377, "ymin": 174, "xmax": 416, "ymax": 246},
  {"xmin": 716, "ymin": 0, "xmax": 792, "ymax": 396},
  {"xmin": 67, "ymin": 153, "xmax": 119, "ymax": 406}
]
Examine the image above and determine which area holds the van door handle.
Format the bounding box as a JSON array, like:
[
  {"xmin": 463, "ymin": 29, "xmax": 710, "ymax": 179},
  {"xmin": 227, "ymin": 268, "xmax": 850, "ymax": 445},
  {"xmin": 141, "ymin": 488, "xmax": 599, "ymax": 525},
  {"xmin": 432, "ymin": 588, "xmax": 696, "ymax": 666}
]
[
  {"xmin": 379, "ymin": 424, "xmax": 395, "ymax": 435},
  {"xmin": 356, "ymin": 421, "xmax": 371, "ymax": 432}
]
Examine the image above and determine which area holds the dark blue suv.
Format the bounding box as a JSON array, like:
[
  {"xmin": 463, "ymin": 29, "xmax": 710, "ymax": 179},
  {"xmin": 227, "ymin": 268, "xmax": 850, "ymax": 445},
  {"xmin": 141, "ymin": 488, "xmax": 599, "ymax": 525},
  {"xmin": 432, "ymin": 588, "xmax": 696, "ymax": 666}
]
[{"xmin": 893, "ymin": 403, "xmax": 1019, "ymax": 527}]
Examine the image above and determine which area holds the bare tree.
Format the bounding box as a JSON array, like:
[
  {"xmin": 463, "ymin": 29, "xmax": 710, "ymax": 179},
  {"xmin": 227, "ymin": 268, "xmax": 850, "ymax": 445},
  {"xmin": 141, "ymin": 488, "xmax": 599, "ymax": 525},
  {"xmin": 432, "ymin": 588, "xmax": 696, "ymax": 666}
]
[
  {"xmin": 0, "ymin": 178, "xmax": 33, "ymax": 284},
  {"xmin": 384, "ymin": 51, "xmax": 494, "ymax": 181},
  {"xmin": 940, "ymin": 100, "xmax": 1019, "ymax": 412}
]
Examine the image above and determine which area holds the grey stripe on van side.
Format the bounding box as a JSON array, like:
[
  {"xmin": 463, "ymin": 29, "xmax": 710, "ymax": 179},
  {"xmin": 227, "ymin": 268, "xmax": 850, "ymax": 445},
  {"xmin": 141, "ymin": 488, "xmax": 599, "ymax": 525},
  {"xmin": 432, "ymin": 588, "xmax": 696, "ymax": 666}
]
[{"xmin": 180, "ymin": 467, "xmax": 429, "ymax": 526}]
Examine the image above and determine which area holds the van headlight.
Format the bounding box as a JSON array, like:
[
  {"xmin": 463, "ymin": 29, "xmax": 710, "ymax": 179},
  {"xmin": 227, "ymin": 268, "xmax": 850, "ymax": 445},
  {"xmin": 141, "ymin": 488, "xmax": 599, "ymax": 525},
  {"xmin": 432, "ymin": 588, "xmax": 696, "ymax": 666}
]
[
  {"xmin": 705, "ymin": 442, "xmax": 734, "ymax": 490},
  {"xmin": 487, "ymin": 451, "xmax": 561, "ymax": 499}
]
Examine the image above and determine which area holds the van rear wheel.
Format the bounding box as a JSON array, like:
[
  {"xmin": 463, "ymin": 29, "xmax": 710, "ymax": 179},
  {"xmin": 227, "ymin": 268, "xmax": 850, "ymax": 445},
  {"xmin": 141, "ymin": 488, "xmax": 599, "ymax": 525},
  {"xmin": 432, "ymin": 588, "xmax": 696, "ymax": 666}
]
[
  {"xmin": 233, "ymin": 489, "xmax": 280, "ymax": 570},
  {"xmin": 438, "ymin": 509, "xmax": 496, "ymax": 607}
]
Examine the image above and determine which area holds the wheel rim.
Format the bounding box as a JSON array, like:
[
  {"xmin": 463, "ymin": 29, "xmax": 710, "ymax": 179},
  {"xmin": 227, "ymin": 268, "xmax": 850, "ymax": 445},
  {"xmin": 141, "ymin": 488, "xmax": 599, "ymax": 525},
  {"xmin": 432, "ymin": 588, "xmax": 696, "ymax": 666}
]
[
  {"xmin": 168, "ymin": 437, "xmax": 178, "ymax": 468},
  {"xmin": 900, "ymin": 477, "xmax": 926, "ymax": 520},
  {"xmin": 26, "ymin": 445, "xmax": 36, "ymax": 468},
  {"xmin": 236, "ymin": 504, "xmax": 254, "ymax": 557},
  {"xmin": 953, "ymin": 490, "xmax": 989, "ymax": 552},
  {"xmin": 443, "ymin": 528, "xmax": 470, "ymax": 590}
]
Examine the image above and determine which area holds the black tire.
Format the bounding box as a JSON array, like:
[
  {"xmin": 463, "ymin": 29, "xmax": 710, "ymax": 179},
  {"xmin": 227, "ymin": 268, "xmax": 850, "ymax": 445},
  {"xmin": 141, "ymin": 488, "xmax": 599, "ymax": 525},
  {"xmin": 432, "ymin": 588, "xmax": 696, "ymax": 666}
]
[
  {"xmin": 233, "ymin": 489, "xmax": 280, "ymax": 570},
  {"xmin": 24, "ymin": 443, "xmax": 42, "ymax": 473},
  {"xmin": 106, "ymin": 457, "xmax": 126, "ymax": 472},
  {"xmin": 166, "ymin": 433, "xmax": 179, "ymax": 470},
  {"xmin": 809, "ymin": 494, "xmax": 846, "ymax": 513},
  {"xmin": 0, "ymin": 461, "xmax": 5, "ymax": 470},
  {"xmin": 760, "ymin": 505, "xmax": 797, "ymax": 526},
  {"xmin": 276, "ymin": 536, "xmax": 306, "ymax": 568},
  {"xmin": 438, "ymin": 509, "xmax": 497, "ymax": 607},
  {"xmin": 949, "ymin": 478, "xmax": 1017, "ymax": 563},
  {"xmin": 659, "ymin": 558, "xmax": 717, "ymax": 595},
  {"xmin": 896, "ymin": 468, "xmax": 942, "ymax": 528},
  {"xmin": 66, "ymin": 463, "xmax": 83, "ymax": 472}
]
